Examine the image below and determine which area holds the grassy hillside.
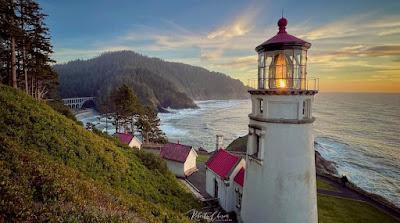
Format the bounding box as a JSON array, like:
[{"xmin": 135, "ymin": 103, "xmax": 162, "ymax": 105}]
[
  {"xmin": 226, "ymin": 135, "xmax": 247, "ymax": 152},
  {"xmin": 0, "ymin": 85, "xmax": 200, "ymax": 222},
  {"xmin": 318, "ymin": 195, "xmax": 398, "ymax": 223}
]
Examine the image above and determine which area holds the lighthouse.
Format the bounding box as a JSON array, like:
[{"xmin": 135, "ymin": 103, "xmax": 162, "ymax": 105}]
[{"xmin": 240, "ymin": 17, "xmax": 318, "ymax": 223}]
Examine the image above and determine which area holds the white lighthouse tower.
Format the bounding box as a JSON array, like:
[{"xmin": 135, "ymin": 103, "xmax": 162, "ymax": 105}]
[{"xmin": 240, "ymin": 17, "xmax": 319, "ymax": 223}]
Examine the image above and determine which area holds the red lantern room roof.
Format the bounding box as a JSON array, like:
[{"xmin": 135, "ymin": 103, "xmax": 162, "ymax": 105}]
[{"xmin": 256, "ymin": 17, "xmax": 311, "ymax": 52}]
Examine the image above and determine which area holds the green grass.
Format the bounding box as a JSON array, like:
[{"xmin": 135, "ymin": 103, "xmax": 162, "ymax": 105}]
[
  {"xmin": 0, "ymin": 85, "xmax": 200, "ymax": 222},
  {"xmin": 226, "ymin": 135, "xmax": 247, "ymax": 152},
  {"xmin": 317, "ymin": 179, "xmax": 338, "ymax": 191},
  {"xmin": 318, "ymin": 194, "xmax": 399, "ymax": 223},
  {"xmin": 197, "ymin": 154, "xmax": 210, "ymax": 164}
]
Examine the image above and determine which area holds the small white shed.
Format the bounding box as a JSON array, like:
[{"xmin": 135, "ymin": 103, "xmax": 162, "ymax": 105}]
[
  {"xmin": 115, "ymin": 133, "xmax": 142, "ymax": 149},
  {"xmin": 160, "ymin": 143, "xmax": 198, "ymax": 177}
]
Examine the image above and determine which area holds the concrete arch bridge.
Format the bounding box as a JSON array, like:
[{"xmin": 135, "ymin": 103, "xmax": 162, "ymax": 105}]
[{"xmin": 62, "ymin": 97, "xmax": 96, "ymax": 109}]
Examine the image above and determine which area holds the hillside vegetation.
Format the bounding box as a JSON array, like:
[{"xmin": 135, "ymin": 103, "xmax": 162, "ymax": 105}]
[
  {"xmin": 0, "ymin": 85, "xmax": 200, "ymax": 222},
  {"xmin": 54, "ymin": 51, "xmax": 249, "ymax": 111}
]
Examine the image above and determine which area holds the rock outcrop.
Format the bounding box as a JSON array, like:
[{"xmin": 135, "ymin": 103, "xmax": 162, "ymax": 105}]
[{"xmin": 315, "ymin": 150, "xmax": 338, "ymax": 176}]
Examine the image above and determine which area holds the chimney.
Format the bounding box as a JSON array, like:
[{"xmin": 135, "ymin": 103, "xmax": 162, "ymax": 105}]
[{"xmin": 216, "ymin": 134, "xmax": 224, "ymax": 150}]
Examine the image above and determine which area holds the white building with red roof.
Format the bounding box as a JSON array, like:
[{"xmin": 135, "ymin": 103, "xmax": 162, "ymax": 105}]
[
  {"xmin": 114, "ymin": 133, "xmax": 142, "ymax": 149},
  {"xmin": 205, "ymin": 148, "xmax": 245, "ymax": 213},
  {"xmin": 160, "ymin": 143, "xmax": 198, "ymax": 177}
]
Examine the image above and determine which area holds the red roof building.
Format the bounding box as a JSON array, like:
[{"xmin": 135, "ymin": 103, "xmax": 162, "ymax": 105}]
[
  {"xmin": 206, "ymin": 149, "xmax": 241, "ymax": 180},
  {"xmin": 160, "ymin": 143, "xmax": 198, "ymax": 177},
  {"xmin": 160, "ymin": 143, "xmax": 192, "ymax": 163},
  {"xmin": 205, "ymin": 148, "xmax": 245, "ymax": 213},
  {"xmin": 115, "ymin": 133, "xmax": 142, "ymax": 149},
  {"xmin": 115, "ymin": 133, "xmax": 134, "ymax": 144},
  {"xmin": 234, "ymin": 167, "xmax": 245, "ymax": 187}
]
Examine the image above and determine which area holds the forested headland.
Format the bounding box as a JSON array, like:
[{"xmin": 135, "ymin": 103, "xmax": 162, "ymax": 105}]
[{"xmin": 55, "ymin": 51, "xmax": 249, "ymax": 111}]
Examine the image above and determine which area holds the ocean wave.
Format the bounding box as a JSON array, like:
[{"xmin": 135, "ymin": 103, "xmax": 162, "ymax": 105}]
[
  {"xmin": 77, "ymin": 95, "xmax": 400, "ymax": 207},
  {"xmin": 160, "ymin": 123, "xmax": 188, "ymax": 137}
]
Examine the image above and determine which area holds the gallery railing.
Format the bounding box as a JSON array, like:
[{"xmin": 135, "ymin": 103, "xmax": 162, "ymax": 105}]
[{"xmin": 247, "ymin": 77, "xmax": 319, "ymax": 91}]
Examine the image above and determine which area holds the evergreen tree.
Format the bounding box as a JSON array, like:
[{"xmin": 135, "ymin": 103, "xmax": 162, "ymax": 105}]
[
  {"xmin": 137, "ymin": 106, "xmax": 167, "ymax": 144},
  {"xmin": 109, "ymin": 84, "xmax": 141, "ymax": 133},
  {"xmin": 105, "ymin": 84, "xmax": 167, "ymax": 143},
  {"xmin": 25, "ymin": 0, "xmax": 57, "ymax": 99},
  {"xmin": 0, "ymin": 0, "xmax": 56, "ymax": 99},
  {"xmin": 0, "ymin": 0, "xmax": 21, "ymax": 88}
]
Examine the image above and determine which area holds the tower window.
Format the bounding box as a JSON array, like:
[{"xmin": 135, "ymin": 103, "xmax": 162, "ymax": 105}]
[
  {"xmin": 303, "ymin": 99, "xmax": 311, "ymax": 118},
  {"xmin": 255, "ymin": 134, "xmax": 260, "ymax": 157},
  {"xmin": 236, "ymin": 190, "xmax": 242, "ymax": 209},
  {"xmin": 259, "ymin": 99, "xmax": 264, "ymax": 113}
]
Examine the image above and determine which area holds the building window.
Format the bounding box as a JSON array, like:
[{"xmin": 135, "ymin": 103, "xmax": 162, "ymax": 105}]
[
  {"xmin": 248, "ymin": 128, "xmax": 263, "ymax": 161},
  {"xmin": 214, "ymin": 178, "xmax": 218, "ymax": 198},
  {"xmin": 259, "ymin": 99, "xmax": 264, "ymax": 113},
  {"xmin": 255, "ymin": 134, "xmax": 260, "ymax": 157},
  {"xmin": 235, "ymin": 189, "xmax": 242, "ymax": 209}
]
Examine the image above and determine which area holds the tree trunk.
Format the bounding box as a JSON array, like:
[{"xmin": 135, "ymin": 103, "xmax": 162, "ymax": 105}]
[
  {"xmin": 35, "ymin": 78, "xmax": 38, "ymax": 99},
  {"xmin": 11, "ymin": 36, "xmax": 17, "ymax": 88},
  {"xmin": 23, "ymin": 43, "xmax": 28, "ymax": 93},
  {"xmin": 31, "ymin": 75, "xmax": 34, "ymax": 96}
]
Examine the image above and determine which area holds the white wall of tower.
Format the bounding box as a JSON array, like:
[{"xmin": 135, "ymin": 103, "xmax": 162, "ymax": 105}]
[{"xmin": 241, "ymin": 94, "xmax": 318, "ymax": 223}]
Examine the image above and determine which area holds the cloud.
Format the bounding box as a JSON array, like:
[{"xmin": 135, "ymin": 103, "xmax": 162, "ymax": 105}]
[
  {"xmin": 52, "ymin": 5, "xmax": 400, "ymax": 91},
  {"xmin": 207, "ymin": 5, "xmax": 260, "ymax": 40},
  {"xmin": 324, "ymin": 45, "xmax": 400, "ymax": 58},
  {"xmin": 207, "ymin": 23, "xmax": 250, "ymax": 39},
  {"xmin": 364, "ymin": 45, "xmax": 400, "ymax": 56},
  {"xmin": 302, "ymin": 13, "xmax": 400, "ymax": 41},
  {"xmin": 304, "ymin": 13, "xmax": 400, "ymax": 76}
]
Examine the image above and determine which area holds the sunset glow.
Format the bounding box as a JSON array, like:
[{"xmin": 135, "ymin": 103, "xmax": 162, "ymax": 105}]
[{"xmin": 39, "ymin": 0, "xmax": 400, "ymax": 92}]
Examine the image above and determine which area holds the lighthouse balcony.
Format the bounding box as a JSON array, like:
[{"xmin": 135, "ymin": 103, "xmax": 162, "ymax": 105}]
[{"xmin": 247, "ymin": 77, "xmax": 319, "ymax": 95}]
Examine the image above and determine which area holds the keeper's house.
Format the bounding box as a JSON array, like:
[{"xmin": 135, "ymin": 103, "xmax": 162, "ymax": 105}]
[
  {"xmin": 205, "ymin": 148, "xmax": 245, "ymax": 213},
  {"xmin": 160, "ymin": 143, "xmax": 198, "ymax": 177}
]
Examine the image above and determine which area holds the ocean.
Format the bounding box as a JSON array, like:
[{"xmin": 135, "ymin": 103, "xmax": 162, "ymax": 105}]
[{"xmin": 76, "ymin": 93, "xmax": 400, "ymax": 207}]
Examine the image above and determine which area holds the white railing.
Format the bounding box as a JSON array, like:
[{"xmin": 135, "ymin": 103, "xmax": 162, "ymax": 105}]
[{"xmin": 247, "ymin": 77, "xmax": 319, "ymax": 91}]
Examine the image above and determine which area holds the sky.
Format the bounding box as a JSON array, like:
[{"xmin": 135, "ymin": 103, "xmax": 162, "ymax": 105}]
[{"xmin": 38, "ymin": 0, "xmax": 400, "ymax": 92}]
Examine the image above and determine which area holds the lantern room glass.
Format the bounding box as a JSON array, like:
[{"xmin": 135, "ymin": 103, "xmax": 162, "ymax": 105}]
[{"xmin": 257, "ymin": 49, "xmax": 307, "ymax": 90}]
